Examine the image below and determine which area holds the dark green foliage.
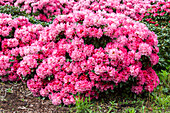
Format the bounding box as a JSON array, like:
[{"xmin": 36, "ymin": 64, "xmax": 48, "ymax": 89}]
[
  {"xmin": 143, "ymin": 11, "xmax": 170, "ymax": 27},
  {"xmin": 143, "ymin": 22, "xmax": 170, "ymax": 71},
  {"xmin": 83, "ymin": 35, "xmax": 112, "ymax": 49},
  {"xmin": 0, "ymin": 4, "xmax": 27, "ymax": 16},
  {"xmin": 157, "ymin": 69, "xmax": 170, "ymax": 95},
  {"xmin": 26, "ymin": 16, "xmax": 52, "ymax": 27}
]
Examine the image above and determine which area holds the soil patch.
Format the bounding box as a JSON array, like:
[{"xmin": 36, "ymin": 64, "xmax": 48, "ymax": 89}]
[{"xmin": 0, "ymin": 82, "xmax": 70, "ymax": 113}]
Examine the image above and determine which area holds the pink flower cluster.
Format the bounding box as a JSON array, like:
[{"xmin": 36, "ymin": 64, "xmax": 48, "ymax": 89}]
[
  {"xmin": 14, "ymin": 24, "xmax": 43, "ymax": 46},
  {"xmin": 0, "ymin": 53, "xmax": 19, "ymax": 82},
  {"xmin": 1, "ymin": 0, "xmax": 161, "ymax": 21},
  {"xmin": 13, "ymin": 0, "xmax": 75, "ymax": 22},
  {"xmin": 149, "ymin": 1, "xmax": 170, "ymax": 14},
  {"xmin": 0, "ymin": 0, "xmax": 14, "ymax": 6},
  {"xmin": 0, "ymin": 13, "xmax": 13, "ymax": 37},
  {"xmin": 0, "ymin": 14, "xmax": 33, "ymax": 81},
  {"xmin": 0, "ymin": 1, "xmax": 161, "ymax": 106},
  {"xmin": 132, "ymin": 67, "xmax": 160, "ymax": 94},
  {"xmin": 0, "ymin": 14, "xmax": 30, "ymax": 39}
]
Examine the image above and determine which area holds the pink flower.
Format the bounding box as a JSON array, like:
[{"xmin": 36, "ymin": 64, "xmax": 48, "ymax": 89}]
[
  {"xmin": 40, "ymin": 88, "xmax": 49, "ymax": 97},
  {"xmin": 80, "ymin": 60, "xmax": 89, "ymax": 72},
  {"xmin": 160, "ymin": 12, "xmax": 165, "ymax": 16},
  {"xmin": 72, "ymin": 62, "xmax": 82, "ymax": 75},
  {"xmin": 135, "ymin": 52, "xmax": 141, "ymax": 61},
  {"xmin": 155, "ymin": 24, "xmax": 159, "ymax": 27},
  {"xmin": 83, "ymin": 44, "xmax": 94, "ymax": 56},
  {"xmin": 8, "ymin": 73, "xmax": 18, "ymax": 81},
  {"xmin": 75, "ymin": 80, "xmax": 92, "ymax": 93},
  {"xmin": 129, "ymin": 65, "xmax": 140, "ymax": 77},
  {"xmin": 137, "ymin": 71, "xmax": 146, "ymax": 85},
  {"xmin": 94, "ymin": 65, "xmax": 107, "ymax": 75},
  {"xmin": 27, "ymin": 78, "xmax": 43, "ymax": 97},
  {"xmin": 17, "ymin": 65, "xmax": 31, "ymax": 77},
  {"xmin": 20, "ymin": 55, "xmax": 38, "ymax": 68},
  {"xmin": 89, "ymin": 71, "xmax": 100, "ymax": 81},
  {"xmin": 138, "ymin": 43, "xmax": 152, "ymax": 56},
  {"xmin": 6, "ymin": 38, "xmax": 19, "ymax": 48},
  {"xmin": 107, "ymin": 66, "xmax": 116, "ymax": 77},
  {"xmin": 153, "ymin": 13, "xmax": 158, "ymax": 17},
  {"xmin": 36, "ymin": 63, "xmax": 53, "ymax": 79},
  {"xmin": 131, "ymin": 85, "xmax": 143, "ymax": 94},
  {"xmin": 71, "ymin": 49, "xmax": 86, "ymax": 61},
  {"xmin": 145, "ymin": 84, "xmax": 154, "ymax": 93},
  {"xmin": 50, "ymin": 93, "xmax": 62, "ymax": 105},
  {"xmin": 150, "ymin": 53, "xmax": 159, "ymax": 65},
  {"xmin": 145, "ymin": 13, "xmax": 150, "ymax": 16}
]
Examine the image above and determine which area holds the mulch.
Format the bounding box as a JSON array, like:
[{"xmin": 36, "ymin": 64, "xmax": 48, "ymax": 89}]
[{"xmin": 0, "ymin": 82, "xmax": 71, "ymax": 113}]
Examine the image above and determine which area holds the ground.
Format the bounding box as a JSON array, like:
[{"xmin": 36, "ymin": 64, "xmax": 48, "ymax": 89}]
[
  {"xmin": 0, "ymin": 82, "xmax": 70, "ymax": 113},
  {"xmin": 0, "ymin": 82, "xmax": 169, "ymax": 113}
]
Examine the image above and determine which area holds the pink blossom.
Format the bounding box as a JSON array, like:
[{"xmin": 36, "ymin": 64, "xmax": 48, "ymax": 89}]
[
  {"xmin": 27, "ymin": 78, "xmax": 43, "ymax": 97},
  {"xmin": 150, "ymin": 53, "xmax": 159, "ymax": 65},
  {"xmin": 129, "ymin": 65, "xmax": 140, "ymax": 77},
  {"xmin": 131, "ymin": 85, "xmax": 143, "ymax": 94},
  {"xmin": 94, "ymin": 65, "xmax": 107, "ymax": 75},
  {"xmin": 17, "ymin": 65, "xmax": 31, "ymax": 77},
  {"xmin": 50, "ymin": 93, "xmax": 62, "ymax": 105},
  {"xmin": 75, "ymin": 80, "xmax": 92, "ymax": 93},
  {"xmin": 138, "ymin": 43, "xmax": 152, "ymax": 56},
  {"xmin": 40, "ymin": 87, "xmax": 49, "ymax": 97}
]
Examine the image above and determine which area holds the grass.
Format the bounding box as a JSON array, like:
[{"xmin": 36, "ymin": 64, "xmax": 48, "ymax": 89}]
[
  {"xmin": 5, "ymin": 87, "xmax": 13, "ymax": 93},
  {"xmin": 69, "ymin": 68, "xmax": 170, "ymax": 113},
  {"xmin": 71, "ymin": 93, "xmax": 94, "ymax": 113}
]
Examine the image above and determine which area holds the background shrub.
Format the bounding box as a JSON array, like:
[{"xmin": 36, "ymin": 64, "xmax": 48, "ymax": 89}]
[
  {"xmin": 0, "ymin": 5, "xmax": 52, "ymax": 27},
  {"xmin": 141, "ymin": 0, "xmax": 170, "ymax": 71},
  {"xmin": 146, "ymin": 24, "xmax": 170, "ymax": 71}
]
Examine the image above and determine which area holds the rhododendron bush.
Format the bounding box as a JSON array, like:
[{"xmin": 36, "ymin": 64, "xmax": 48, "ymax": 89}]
[
  {"xmin": 0, "ymin": 0, "xmax": 163, "ymax": 106},
  {"xmin": 1, "ymin": 0, "xmax": 159, "ymax": 21}
]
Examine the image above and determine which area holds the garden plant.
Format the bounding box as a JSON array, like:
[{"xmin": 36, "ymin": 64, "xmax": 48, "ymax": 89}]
[{"xmin": 0, "ymin": 0, "xmax": 169, "ymax": 112}]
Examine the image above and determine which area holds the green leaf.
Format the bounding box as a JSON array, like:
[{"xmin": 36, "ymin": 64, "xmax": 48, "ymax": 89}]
[
  {"xmin": 9, "ymin": 59, "xmax": 15, "ymax": 62},
  {"xmin": 91, "ymin": 70, "xmax": 95, "ymax": 73}
]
